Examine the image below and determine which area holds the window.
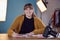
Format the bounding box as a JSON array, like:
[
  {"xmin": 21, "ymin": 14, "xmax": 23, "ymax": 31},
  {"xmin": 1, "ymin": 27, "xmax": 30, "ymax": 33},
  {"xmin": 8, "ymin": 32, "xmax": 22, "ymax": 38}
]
[{"xmin": 0, "ymin": 0, "xmax": 7, "ymax": 21}]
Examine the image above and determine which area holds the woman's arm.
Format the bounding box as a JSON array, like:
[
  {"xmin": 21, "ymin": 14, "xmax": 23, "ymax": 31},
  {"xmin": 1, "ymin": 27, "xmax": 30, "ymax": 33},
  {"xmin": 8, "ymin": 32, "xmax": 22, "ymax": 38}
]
[
  {"xmin": 7, "ymin": 17, "xmax": 20, "ymax": 37},
  {"xmin": 32, "ymin": 17, "xmax": 46, "ymax": 34}
]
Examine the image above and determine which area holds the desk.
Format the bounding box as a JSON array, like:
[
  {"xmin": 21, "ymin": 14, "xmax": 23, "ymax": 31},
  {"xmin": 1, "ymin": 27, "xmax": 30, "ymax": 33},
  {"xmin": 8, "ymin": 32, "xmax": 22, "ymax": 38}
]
[{"xmin": 0, "ymin": 34, "xmax": 60, "ymax": 40}]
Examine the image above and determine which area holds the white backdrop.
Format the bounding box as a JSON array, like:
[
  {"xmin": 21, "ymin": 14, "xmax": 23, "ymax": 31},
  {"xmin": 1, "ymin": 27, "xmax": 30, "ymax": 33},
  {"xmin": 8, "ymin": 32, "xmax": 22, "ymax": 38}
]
[{"xmin": 0, "ymin": 0, "xmax": 7, "ymax": 21}]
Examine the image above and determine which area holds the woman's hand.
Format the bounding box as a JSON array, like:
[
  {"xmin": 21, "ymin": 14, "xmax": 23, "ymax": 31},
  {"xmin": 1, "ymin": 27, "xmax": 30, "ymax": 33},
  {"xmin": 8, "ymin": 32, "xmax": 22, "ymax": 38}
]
[
  {"xmin": 26, "ymin": 32, "xmax": 34, "ymax": 36},
  {"xmin": 12, "ymin": 32, "xmax": 34, "ymax": 37},
  {"xmin": 12, "ymin": 32, "xmax": 18, "ymax": 37}
]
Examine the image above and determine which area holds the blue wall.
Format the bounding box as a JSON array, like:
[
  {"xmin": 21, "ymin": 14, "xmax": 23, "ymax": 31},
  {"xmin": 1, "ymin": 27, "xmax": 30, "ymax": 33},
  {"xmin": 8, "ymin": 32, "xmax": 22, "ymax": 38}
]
[{"xmin": 0, "ymin": 0, "xmax": 37, "ymax": 33}]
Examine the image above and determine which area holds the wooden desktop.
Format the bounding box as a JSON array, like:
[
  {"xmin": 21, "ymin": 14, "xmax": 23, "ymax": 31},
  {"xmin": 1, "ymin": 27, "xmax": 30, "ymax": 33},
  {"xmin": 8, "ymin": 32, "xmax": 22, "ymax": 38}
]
[{"xmin": 0, "ymin": 34, "xmax": 60, "ymax": 40}]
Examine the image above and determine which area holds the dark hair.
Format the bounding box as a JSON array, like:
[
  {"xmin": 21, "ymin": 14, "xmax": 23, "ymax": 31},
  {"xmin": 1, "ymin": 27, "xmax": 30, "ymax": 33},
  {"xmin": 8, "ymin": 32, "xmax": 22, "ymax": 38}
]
[{"xmin": 24, "ymin": 3, "xmax": 33, "ymax": 10}]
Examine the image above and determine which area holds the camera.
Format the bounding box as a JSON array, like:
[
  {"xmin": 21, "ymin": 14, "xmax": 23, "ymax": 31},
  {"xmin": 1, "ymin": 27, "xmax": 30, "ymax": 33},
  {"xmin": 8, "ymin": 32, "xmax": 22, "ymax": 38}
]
[{"xmin": 43, "ymin": 24, "xmax": 58, "ymax": 38}]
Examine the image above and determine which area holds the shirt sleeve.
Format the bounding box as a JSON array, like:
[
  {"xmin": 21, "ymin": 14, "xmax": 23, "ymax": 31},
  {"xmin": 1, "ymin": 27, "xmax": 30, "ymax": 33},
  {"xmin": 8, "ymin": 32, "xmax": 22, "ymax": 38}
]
[
  {"xmin": 32, "ymin": 17, "xmax": 46, "ymax": 34},
  {"xmin": 7, "ymin": 16, "xmax": 20, "ymax": 37}
]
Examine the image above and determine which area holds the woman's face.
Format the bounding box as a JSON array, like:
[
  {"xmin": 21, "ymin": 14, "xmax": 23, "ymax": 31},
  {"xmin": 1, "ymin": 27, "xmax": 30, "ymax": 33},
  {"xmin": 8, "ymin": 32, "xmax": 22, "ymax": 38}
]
[{"xmin": 24, "ymin": 7, "xmax": 34, "ymax": 17}]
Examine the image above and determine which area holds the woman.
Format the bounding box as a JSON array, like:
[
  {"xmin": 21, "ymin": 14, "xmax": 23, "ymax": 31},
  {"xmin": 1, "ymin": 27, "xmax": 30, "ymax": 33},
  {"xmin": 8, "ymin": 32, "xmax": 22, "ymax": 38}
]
[{"xmin": 8, "ymin": 3, "xmax": 45, "ymax": 37}]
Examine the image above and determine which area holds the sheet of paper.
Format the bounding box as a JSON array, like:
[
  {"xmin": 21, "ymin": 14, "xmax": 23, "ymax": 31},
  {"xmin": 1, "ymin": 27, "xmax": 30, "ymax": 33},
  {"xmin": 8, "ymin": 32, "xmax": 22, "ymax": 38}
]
[
  {"xmin": 15, "ymin": 34, "xmax": 44, "ymax": 38},
  {"xmin": 13, "ymin": 34, "xmax": 55, "ymax": 38}
]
